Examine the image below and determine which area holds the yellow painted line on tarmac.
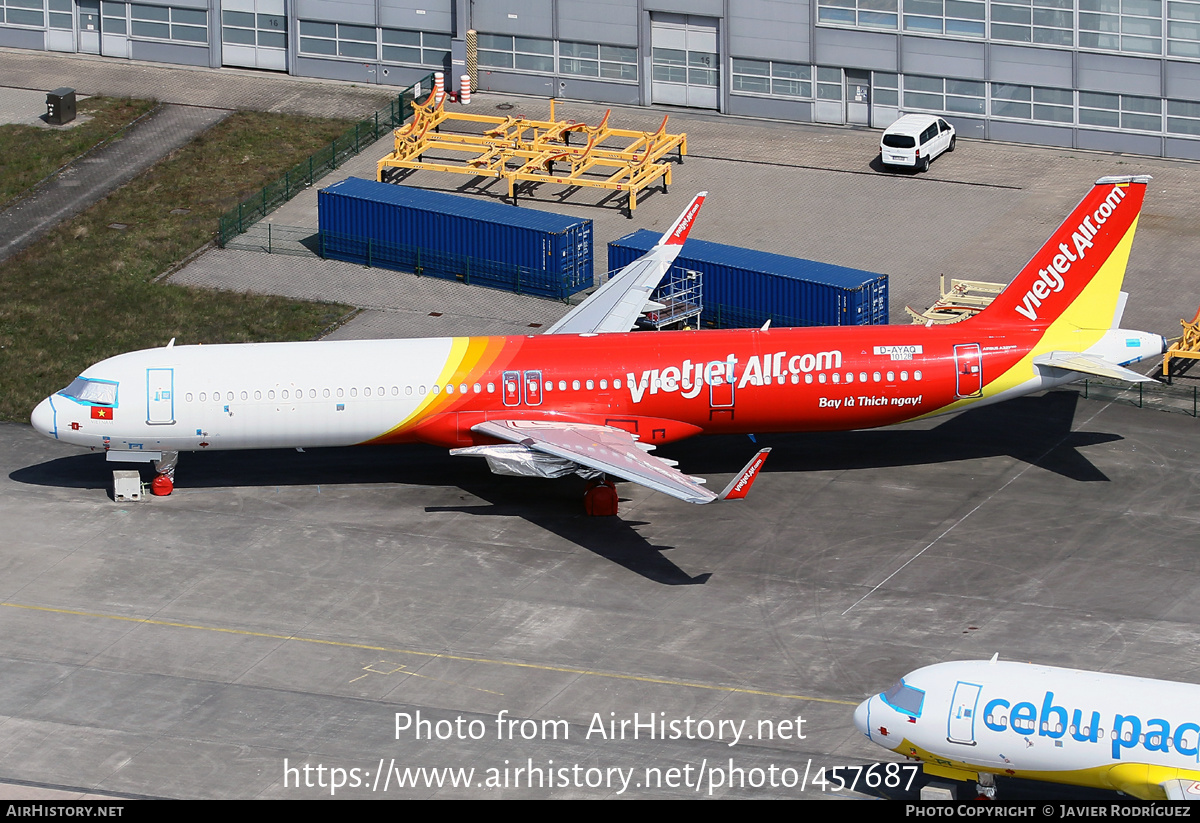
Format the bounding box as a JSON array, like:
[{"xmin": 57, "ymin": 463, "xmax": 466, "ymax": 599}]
[{"xmin": 1, "ymin": 600, "xmax": 856, "ymax": 705}]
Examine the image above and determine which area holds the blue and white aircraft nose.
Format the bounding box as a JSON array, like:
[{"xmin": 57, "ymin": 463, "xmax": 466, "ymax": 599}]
[
  {"xmin": 853, "ymin": 697, "xmax": 871, "ymax": 738},
  {"xmin": 30, "ymin": 397, "xmax": 56, "ymax": 439}
]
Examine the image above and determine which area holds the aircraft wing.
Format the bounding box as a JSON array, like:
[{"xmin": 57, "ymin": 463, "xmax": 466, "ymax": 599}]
[
  {"xmin": 467, "ymin": 419, "xmax": 769, "ymax": 505},
  {"xmin": 1033, "ymin": 351, "xmax": 1157, "ymax": 383},
  {"xmin": 545, "ymin": 192, "xmax": 706, "ymax": 335}
]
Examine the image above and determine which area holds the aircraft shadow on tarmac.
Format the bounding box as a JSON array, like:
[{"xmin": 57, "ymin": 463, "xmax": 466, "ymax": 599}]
[
  {"xmin": 11, "ymin": 390, "xmax": 1112, "ymax": 584},
  {"xmin": 713, "ymin": 390, "xmax": 1120, "ymax": 483}
]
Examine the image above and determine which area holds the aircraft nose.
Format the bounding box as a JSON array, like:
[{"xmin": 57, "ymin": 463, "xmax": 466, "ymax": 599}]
[
  {"xmin": 31, "ymin": 398, "xmax": 56, "ymax": 439},
  {"xmin": 853, "ymin": 698, "xmax": 871, "ymax": 738}
]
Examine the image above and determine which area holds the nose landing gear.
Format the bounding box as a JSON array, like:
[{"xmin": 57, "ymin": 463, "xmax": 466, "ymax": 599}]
[{"xmin": 150, "ymin": 451, "xmax": 178, "ymax": 496}]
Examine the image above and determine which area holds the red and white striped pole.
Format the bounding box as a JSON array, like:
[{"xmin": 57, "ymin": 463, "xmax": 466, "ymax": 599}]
[
  {"xmin": 459, "ymin": 74, "xmax": 471, "ymax": 105},
  {"xmin": 434, "ymin": 72, "xmax": 445, "ymax": 105}
]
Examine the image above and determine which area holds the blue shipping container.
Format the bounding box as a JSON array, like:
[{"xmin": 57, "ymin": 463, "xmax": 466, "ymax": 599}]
[
  {"xmin": 608, "ymin": 230, "xmax": 888, "ymax": 328},
  {"xmin": 318, "ymin": 178, "xmax": 593, "ymax": 300}
]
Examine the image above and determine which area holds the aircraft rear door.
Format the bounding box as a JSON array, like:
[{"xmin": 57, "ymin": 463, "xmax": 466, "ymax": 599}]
[
  {"xmin": 947, "ymin": 681, "xmax": 982, "ymax": 745},
  {"xmin": 954, "ymin": 344, "xmax": 983, "ymax": 398},
  {"xmin": 709, "ymin": 361, "xmax": 735, "ymax": 421}
]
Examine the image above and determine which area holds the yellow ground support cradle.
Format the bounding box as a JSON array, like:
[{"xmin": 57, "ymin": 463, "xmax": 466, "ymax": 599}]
[
  {"xmin": 376, "ymin": 95, "xmax": 687, "ymax": 214},
  {"xmin": 1162, "ymin": 305, "xmax": 1200, "ymax": 377},
  {"xmin": 905, "ymin": 275, "xmax": 1005, "ymax": 324}
]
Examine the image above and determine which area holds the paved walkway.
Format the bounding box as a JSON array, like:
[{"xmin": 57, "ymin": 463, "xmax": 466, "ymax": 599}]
[
  {"xmin": 0, "ymin": 103, "xmax": 228, "ymax": 263},
  {"xmin": 0, "ymin": 47, "xmax": 395, "ymax": 118}
]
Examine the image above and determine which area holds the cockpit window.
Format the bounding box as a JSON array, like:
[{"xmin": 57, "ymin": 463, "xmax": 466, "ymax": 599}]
[
  {"xmin": 59, "ymin": 377, "xmax": 118, "ymax": 407},
  {"xmin": 882, "ymin": 679, "xmax": 925, "ymax": 717}
]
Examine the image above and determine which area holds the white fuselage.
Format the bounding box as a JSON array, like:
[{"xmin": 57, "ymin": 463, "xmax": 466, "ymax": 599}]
[{"xmin": 854, "ymin": 660, "xmax": 1200, "ymax": 798}]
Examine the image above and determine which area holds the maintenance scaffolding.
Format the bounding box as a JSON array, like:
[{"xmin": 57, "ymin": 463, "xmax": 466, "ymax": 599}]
[{"xmin": 376, "ymin": 96, "xmax": 687, "ymax": 214}]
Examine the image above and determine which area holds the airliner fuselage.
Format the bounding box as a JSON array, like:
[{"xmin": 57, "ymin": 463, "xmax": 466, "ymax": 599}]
[{"xmin": 30, "ymin": 323, "xmax": 1161, "ymax": 458}]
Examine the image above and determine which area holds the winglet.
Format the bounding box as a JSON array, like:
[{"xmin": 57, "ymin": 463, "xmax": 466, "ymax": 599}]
[
  {"xmin": 717, "ymin": 447, "xmax": 771, "ymax": 501},
  {"xmin": 659, "ymin": 191, "xmax": 707, "ymax": 247}
]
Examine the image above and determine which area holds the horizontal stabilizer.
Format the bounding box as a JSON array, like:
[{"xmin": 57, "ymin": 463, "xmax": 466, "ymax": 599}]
[{"xmin": 1033, "ymin": 351, "xmax": 1156, "ymax": 383}]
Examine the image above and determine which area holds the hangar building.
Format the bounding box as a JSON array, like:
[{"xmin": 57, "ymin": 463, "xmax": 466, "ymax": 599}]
[{"xmin": 3, "ymin": 0, "xmax": 1198, "ymax": 159}]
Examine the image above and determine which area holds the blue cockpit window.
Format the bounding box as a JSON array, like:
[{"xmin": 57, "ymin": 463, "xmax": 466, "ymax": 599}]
[
  {"xmin": 882, "ymin": 679, "xmax": 925, "ymax": 717},
  {"xmin": 58, "ymin": 377, "xmax": 118, "ymax": 407}
]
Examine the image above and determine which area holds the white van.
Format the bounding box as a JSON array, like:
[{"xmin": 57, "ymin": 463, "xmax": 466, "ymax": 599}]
[{"xmin": 879, "ymin": 114, "xmax": 956, "ymax": 172}]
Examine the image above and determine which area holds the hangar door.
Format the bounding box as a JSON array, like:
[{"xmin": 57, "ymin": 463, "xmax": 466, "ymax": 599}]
[
  {"xmin": 221, "ymin": 0, "xmax": 288, "ymax": 72},
  {"xmin": 650, "ymin": 13, "xmax": 719, "ymax": 110}
]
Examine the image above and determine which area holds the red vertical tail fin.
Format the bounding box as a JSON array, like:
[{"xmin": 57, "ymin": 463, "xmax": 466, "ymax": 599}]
[{"xmin": 976, "ymin": 176, "xmax": 1148, "ymax": 330}]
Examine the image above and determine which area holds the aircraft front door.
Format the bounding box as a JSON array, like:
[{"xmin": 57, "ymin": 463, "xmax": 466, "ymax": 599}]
[
  {"xmin": 146, "ymin": 368, "xmax": 175, "ymax": 424},
  {"xmin": 954, "ymin": 344, "xmax": 983, "ymax": 398},
  {"xmin": 947, "ymin": 681, "xmax": 982, "ymax": 745}
]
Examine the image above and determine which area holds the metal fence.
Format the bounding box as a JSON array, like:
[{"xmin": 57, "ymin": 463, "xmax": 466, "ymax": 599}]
[
  {"xmin": 217, "ymin": 74, "xmax": 433, "ymax": 248},
  {"xmin": 1079, "ymin": 376, "xmax": 1200, "ymax": 418}
]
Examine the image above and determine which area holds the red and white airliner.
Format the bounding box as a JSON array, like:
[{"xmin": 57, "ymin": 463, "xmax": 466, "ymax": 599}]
[{"xmin": 30, "ymin": 176, "xmax": 1163, "ymax": 512}]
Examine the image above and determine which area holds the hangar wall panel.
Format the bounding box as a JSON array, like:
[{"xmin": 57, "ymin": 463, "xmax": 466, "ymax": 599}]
[
  {"xmin": 472, "ymin": 1, "xmax": 554, "ymax": 38},
  {"xmin": 558, "ymin": 0, "xmax": 639, "ymax": 46},
  {"xmin": 643, "ymin": 0, "xmax": 724, "ymax": 16},
  {"xmin": 295, "ymin": 0, "xmax": 376, "ymax": 25},
  {"xmin": 1166, "ymin": 138, "xmax": 1200, "ymax": 160},
  {"xmin": 1076, "ymin": 128, "xmax": 1162, "ymax": 155},
  {"xmin": 0, "ymin": 27, "xmax": 45, "ymax": 49},
  {"xmin": 900, "ymin": 35, "xmax": 985, "ymax": 79},
  {"xmin": 814, "ymin": 27, "xmax": 897, "ymax": 71},
  {"xmin": 132, "ymin": 40, "xmax": 209, "ymax": 66},
  {"xmin": 379, "ymin": 0, "xmax": 452, "ymax": 33},
  {"xmin": 989, "ymin": 44, "xmax": 1072, "ymax": 87},
  {"xmin": 1076, "ymin": 53, "xmax": 1160, "ymax": 96},
  {"xmin": 728, "ymin": 94, "xmax": 812, "ymax": 121},
  {"xmin": 989, "ymin": 120, "xmax": 1074, "ymax": 148},
  {"xmin": 1165, "ymin": 62, "xmax": 1200, "ymax": 102},
  {"xmin": 728, "ymin": 0, "xmax": 809, "ymax": 63}
]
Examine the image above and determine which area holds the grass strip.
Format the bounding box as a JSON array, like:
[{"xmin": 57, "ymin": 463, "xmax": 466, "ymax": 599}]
[
  {"xmin": 0, "ymin": 96, "xmax": 157, "ymax": 207},
  {"xmin": 1, "ymin": 108, "xmax": 355, "ymax": 422}
]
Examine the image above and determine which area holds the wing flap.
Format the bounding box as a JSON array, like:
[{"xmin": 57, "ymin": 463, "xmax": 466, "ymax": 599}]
[{"xmin": 472, "ymin": 419, "xmax": 718, "ymax": 504}]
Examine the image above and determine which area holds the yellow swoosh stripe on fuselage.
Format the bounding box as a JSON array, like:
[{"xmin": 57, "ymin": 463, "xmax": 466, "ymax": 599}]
[
  {"xmin": 890, "ymin": 734, "xmax": 1200, "ymax": 800},
  {"xmin": 910, "ymin": 213, "xmax": 1141, "ymax": 422}
]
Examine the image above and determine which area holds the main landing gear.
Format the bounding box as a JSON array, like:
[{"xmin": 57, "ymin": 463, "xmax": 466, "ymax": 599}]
[{"xmin": 583, "ymin": 478, "xmax": 619, "ymax": 516}]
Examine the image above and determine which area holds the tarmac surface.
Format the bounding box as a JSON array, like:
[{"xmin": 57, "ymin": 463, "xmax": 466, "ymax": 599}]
[{"xmin": 2, "ymin": 49, "xmax": 1200, "ymax": 800}]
